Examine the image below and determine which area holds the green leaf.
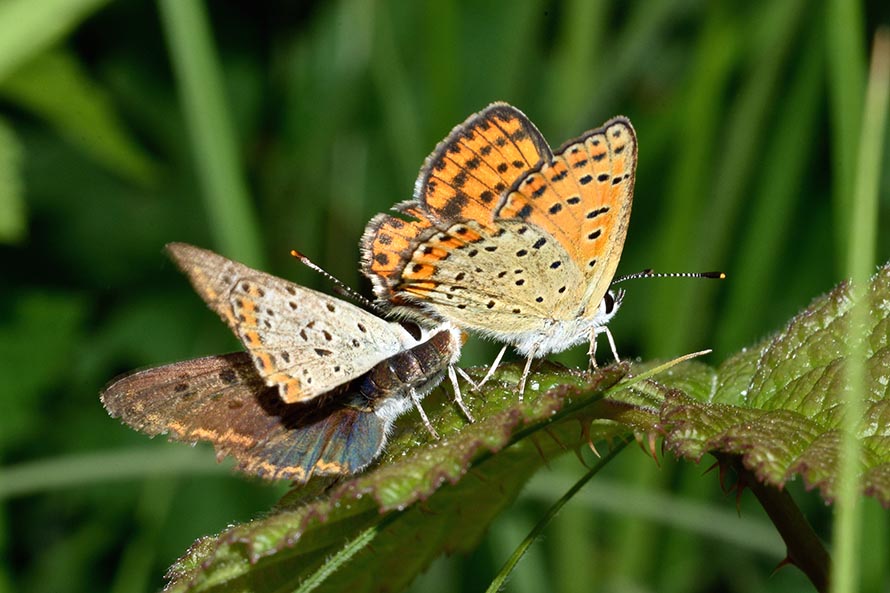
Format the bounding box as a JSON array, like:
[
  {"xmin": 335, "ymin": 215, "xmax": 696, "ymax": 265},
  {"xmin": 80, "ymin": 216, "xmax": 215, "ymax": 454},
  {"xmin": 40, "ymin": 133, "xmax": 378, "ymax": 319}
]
[
  {"xmin": 0, "ymin": 116, "xmax": 25, "ymax": 243},
  {"xmin": 159, "ymin": 357, "xmax": 721, "ymax": 593},
  {"xmin": 0, "ymin": 0, "xmax": 109, "ymax": 81},
  {"xmin": 657, "ymin": 264, "xmax": 890, "ymax": 505},
  {"xmin": 0, "ymin": 50, "xmax": 157, "ymax": 184},
  {"xmin": 162, "ymin": 365, "xmax": 639, "ymax": 592},
  {"xmin": 158, "ymin": 0, "xmax": 264, "ymax": 267}
]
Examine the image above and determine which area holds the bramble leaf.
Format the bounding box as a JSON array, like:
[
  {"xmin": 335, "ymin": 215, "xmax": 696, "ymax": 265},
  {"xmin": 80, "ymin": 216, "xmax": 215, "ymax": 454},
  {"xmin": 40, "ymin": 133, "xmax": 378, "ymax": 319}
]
[
  {"xmin": 164, "ymin": 361, "xmax": 718, "ymax": 593},
  {"xmin": 654, "ymin": 264, "xmax": 890, "ymax": 505}
]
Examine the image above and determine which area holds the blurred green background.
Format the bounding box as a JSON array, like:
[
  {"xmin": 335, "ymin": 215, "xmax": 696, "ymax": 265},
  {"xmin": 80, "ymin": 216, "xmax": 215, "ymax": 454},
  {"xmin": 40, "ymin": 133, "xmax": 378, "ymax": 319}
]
[{"xmin": 2, "ymin": 1, "xmax": 889, "ymax": 592}]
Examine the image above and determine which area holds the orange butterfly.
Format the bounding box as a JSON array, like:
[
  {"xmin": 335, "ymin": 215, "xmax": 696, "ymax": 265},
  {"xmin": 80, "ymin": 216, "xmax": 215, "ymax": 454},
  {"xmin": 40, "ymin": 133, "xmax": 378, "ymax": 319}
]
[{"xmin": 362, "ymin": 103, "xmax": 636, "ymax": 394}]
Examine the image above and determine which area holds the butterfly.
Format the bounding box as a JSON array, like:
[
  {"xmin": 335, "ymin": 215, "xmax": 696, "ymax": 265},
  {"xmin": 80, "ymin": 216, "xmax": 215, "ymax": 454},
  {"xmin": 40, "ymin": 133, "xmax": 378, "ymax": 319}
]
[
  {"xmin": 101, "ymin": 243, "xmax": 470, "ymax": 481},
  {"xmin": 361, "ymin": 103, "xmax": 637, "ymax": 395}
]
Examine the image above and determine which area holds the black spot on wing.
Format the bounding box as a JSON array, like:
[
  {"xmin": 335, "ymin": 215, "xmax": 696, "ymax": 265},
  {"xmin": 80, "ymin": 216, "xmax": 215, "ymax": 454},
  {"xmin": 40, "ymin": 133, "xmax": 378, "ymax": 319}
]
[
  {"xmin": 586, "ymin": 206, "xmax": 610, "ymax": 219},
  {"xmin": 439, "ymin": 191, "xmax": 469, "ymax": 219}
]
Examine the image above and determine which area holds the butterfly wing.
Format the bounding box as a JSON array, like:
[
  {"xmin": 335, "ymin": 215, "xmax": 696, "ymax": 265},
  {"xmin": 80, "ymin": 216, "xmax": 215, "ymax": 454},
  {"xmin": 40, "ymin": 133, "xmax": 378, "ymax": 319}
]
[
  {"xmin": 361, "ymin": 206, "xmax": 439, "ymax": 304},
  {"xmin": 100, "ymin": 354, "xmax": 388, "ymax": 481},
  {"xmin": 361, "ymin": 103, "xmax": 552, "ymax": 303},
  {"xmin": 497, "ymin": 117, "xmax": 637, "ymax": 314},
  {"xmin": 167, "ymin": 243, "xmax": 419, "ymax": 402},
  {"xmin": 363, "ymin": 108, "xmax": 635, "ymax": 337},
  {"xmin": 414, "ymin": 102, "xmax": 551, "ymax": 225},
  {"xmin": 384, "ymin": 219, "xmax": 585, "ymax": 337}
]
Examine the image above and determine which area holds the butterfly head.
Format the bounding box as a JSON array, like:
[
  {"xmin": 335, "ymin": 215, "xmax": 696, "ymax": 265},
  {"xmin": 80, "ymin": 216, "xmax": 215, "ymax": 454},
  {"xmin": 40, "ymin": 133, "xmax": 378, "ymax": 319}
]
[{"xmin": 596, "ymin": 288, "xmax": 625, "ymax": 327}]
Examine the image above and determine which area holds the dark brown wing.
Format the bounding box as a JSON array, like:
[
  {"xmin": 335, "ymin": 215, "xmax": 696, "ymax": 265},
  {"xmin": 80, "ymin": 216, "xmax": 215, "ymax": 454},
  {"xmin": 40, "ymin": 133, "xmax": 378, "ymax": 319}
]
[{"xmin": 100, "ymin": 354, "xmax": 387, "ymax": 481}]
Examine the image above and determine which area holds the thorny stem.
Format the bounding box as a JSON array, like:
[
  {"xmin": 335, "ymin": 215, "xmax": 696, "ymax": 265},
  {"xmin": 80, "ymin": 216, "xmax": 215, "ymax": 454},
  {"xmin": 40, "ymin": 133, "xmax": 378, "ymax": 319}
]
[{"xmin": 718, "ymin": 453, "xmax": 831, "ymax": 592}]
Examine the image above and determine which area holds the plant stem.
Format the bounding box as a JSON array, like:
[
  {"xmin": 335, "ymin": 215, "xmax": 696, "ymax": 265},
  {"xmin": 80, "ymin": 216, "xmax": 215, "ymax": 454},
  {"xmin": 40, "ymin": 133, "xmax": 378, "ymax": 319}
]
[
  {"xmin": 486, "ymin": 440, "xmax": 629, "ymax": 593},
  {"xmin": 724, "ymin": 454, "xmax": 830, "ymax": 592},
  {"xmin": 294, "ymin": 521, "xmax": 388, "ymax": 593}
]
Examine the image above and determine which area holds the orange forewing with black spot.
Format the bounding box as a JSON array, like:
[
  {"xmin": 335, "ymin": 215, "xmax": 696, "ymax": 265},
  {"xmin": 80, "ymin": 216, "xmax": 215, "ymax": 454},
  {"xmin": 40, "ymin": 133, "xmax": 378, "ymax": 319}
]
[
  {"xmin": 496, "ymin": 117, "xmax": 636, "ymax": 308},
  {"xmin": 362, "ymin": 104, "xmax": 552, "ymax": 303},
  {"xmin": 415, "ymin": 103, "xmax": 552, "ymax": 227},
  {"xmin": 362, "ymin": 106, "xmax": 638, "ymax": 362},
  {"xmin": 361, "ymin": 207, "xmax": 438, "ymax": 302}
]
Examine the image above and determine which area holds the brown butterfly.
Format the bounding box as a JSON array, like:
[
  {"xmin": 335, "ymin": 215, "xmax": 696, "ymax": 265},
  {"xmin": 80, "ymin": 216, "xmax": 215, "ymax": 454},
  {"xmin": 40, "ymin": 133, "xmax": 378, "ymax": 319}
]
[{"xmin": 101, "ymin": 243, "xmax": 471, "ymax": 481}]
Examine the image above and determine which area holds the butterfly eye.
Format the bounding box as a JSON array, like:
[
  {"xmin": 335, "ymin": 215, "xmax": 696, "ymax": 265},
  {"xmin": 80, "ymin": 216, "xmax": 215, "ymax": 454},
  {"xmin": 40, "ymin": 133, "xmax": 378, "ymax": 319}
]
[
  {"xmin": 602, "ymin": 291, "xmax": 615, "ymax": 314},
  {"xmin": 399, "ymin": 321, "xmax": 423, "ymax": 341}
]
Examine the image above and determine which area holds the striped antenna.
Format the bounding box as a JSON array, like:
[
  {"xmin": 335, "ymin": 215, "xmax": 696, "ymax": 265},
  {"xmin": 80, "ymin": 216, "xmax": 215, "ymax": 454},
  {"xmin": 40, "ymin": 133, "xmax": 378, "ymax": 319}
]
[
  {"xmin": 612, "ymin": 269, "xmax": 725, "ymax": 285},
  {"xmin": 290, "ymin": 250, "xmax": 382, "ymax": 312}
]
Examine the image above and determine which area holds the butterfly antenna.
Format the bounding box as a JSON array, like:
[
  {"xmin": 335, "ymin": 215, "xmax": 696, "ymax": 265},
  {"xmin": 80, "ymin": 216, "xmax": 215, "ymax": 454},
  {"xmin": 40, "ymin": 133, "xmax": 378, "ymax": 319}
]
[
  {"xmin": 290, "ymin": 250, "xmax": 382, "ymax": 312},
  {"xmin": 613, "ymin": 269, "xmax": 725, "ymax": 284}
]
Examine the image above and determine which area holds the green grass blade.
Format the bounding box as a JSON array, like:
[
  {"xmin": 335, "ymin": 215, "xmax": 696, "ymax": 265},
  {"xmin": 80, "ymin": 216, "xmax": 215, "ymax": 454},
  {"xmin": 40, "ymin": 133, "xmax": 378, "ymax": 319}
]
[
  {"xmin": 0, "ymin": 447, "xmax": 227, "ymax": 500},
  {"xmin": 649, "ymin": 0, "xmax": 804, "ymax": 356},
  {"xmin": 544, "ymin": 0, "xmax": 606, "ymax": 135},
  {"xmin": 109, "ymin": 479, "xmax": 178, "ymax": 593},
  {"xmin": 832, "ymin": 28, "xmax": 890, "ymax": 593},
  {"xmin": 158, "ymin": 0, "xmax": 264, "ymax": 266},
  {"xmin": 370, "ymin": 3, "xmax": 423, "ymax": 187},
  {"xmin": 586, "ymin": 0, "xmax": 691, "ymax": 120},
  {"xmin": 422, "ymin": 2, "xmax": 459, "ymax": 124},
  {"xmin": 0, "ymin": 117, "xmax": 25, "ymax": 243},
  {"xmin": 620, "ymin": 5, "xmax": 738, "ymax": 582},
  {"xmin": 825, "ymin": 0, "xmax": 867, "ymax": 265},
  {"xmin": 523, "ymin": 471, "xmax": 785, "ymax": 556},
  {"xmin": 643, "ymin": 4, "xmax": 738, "ymax": 357},
  {"xmin": 716, "ymin": 21, "xmax": 824, "ymax": 356}
]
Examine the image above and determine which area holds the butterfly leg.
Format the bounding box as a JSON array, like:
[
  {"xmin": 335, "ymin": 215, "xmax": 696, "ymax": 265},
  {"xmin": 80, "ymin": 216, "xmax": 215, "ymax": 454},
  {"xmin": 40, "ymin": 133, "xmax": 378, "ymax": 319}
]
[
  {"xmin": 456, "ymin": 367, "xmax": 480, "ymax": 391},
  {"xmin": 448, "ymin": 365, "xmax": 475, "ymax": 422},
  {"xmin": 517, "ymin": 349, "xmax": 538, "ymax": 400},
  {"xmin": 602, "ymin": 326, "xmax": 620, "ymax": 363},
  {"xmin": 410, "ymin": 387, "xmax": 439, "ymax": 439},
  {"xmin": 476, "ymin": 345, "xmax": 507, "ymax": 389},
  {"xmin": 587, "ymin": 328, "xmax": 600, "ymax": 370},
  {"xmin": 588, "ymin": 326, "xmax": 621, "ymax": 370}
]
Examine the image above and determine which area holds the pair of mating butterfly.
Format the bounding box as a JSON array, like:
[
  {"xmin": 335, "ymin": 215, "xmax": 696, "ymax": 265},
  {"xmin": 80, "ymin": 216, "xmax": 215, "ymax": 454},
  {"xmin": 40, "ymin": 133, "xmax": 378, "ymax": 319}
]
[{"xmin": 103, "ymin": 103, "xmax": 715, "ymax": 482}]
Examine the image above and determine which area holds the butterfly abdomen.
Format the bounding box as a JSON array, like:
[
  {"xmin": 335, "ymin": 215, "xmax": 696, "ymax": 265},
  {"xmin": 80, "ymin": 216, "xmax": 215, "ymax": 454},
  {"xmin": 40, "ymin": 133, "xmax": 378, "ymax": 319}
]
[{"xmin": 356, "ymin": 328, "xmax": 460, "ymax": 419}]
